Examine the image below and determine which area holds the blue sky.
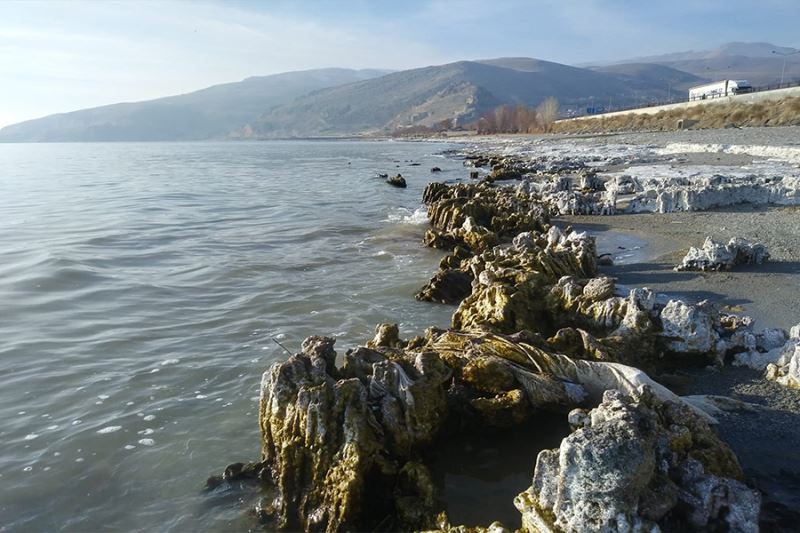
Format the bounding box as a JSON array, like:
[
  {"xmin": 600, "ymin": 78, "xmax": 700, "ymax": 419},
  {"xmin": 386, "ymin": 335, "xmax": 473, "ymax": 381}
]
[{"xmin": 1, "ymin": 0, "xmax": 798, "ymax": 128}]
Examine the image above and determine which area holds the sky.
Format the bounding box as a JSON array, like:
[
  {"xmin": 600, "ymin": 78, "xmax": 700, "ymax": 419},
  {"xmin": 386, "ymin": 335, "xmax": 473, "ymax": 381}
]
[{"xmin": 1, "ymin": 0, "xmax": 798, "ymax": 128}]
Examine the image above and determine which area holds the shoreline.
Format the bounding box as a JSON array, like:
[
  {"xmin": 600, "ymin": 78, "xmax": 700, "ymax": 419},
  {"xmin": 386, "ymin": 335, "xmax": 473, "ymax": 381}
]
[
  {"xmin": 416, "ymin": 129, "xmax": 800, "ymax": 527},
  {"xmin": 218, "ymin": 127, "xmax": 800, "ymax": 531}
]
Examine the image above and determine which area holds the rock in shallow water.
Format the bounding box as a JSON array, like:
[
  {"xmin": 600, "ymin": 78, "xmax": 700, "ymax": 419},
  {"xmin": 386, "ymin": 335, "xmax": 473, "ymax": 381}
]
[
  {"xmin": 387, "ymin": 174, "xmax": 407, "ymax": 188},
  {"xmin": 238, "ymin": 324, "xmax": 752, "ymax": 531}
]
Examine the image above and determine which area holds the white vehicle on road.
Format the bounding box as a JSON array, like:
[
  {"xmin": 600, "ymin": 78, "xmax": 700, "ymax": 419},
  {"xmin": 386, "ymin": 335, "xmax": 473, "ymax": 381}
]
[{"xmin": 688, "ymin": 80, "xmax": 753, "ymax": 101}]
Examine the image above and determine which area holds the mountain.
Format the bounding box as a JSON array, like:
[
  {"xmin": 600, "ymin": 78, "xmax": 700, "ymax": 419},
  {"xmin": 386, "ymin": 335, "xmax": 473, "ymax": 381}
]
[
  {"xmin": 616, "ymin": 42, "xmax": 799, "ymax": 64},
  {"xmin": 653, "ymin": 56, "xmax": 800, "ymax": 87},
  {"xmin": 0, "ymin": 68, "xmax": 389, "ymax": 142},
  {"xmin": 600, "ymin": 42, "xmax": 800, "ymax": 86},
  {"xmin": 250, "ymin": 58, "xmax": 675, "ymax": 137},
  {"xmin": 590, "ymin": 63, "xmax": 706, "ymax": 99}
]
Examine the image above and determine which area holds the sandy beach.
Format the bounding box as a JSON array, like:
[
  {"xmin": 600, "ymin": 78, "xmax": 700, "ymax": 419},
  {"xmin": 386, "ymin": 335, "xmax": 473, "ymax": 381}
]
[{"xmin": 562, "ymin": 205, "xmax": 800, "ymax": 331}]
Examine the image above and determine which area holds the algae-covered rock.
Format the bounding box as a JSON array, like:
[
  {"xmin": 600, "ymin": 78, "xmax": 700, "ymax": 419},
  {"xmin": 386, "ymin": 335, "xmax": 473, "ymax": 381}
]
[
  {"xmin": 367, "ymin": 322, "xmax": 405, "ymax": 349},
  {"xmin": 249, "ymin": 323, "xmax": 734, "ymax": 531},
  {"xmin": 221, "ymin": 320, "xmax": 757, "ymax": 532},
  {"xmin": 258, "ymin": 337, "xmax": 451, "ymax": 531},
  {"xmin": 387, "ymin": 174, "xmax": 407, "ymax": 188},
  {"xmin": 421, "ymin": 181, "xmax": 548, "ymax": 242},
  {"xmin": 517, "ymin": 388, "xmax": 760, "ymax": 532},
  {"xmin": 416, "ymin": 269, "xmax": 473, "ymax": 304},
  {"xmin": 451, "ymin": 229, "xmax": 599, "ymax": 334}
]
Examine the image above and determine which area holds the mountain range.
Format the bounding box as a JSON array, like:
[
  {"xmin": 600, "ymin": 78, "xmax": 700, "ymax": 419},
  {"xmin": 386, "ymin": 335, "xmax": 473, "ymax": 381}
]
[{"xmin": 1, "ymin": 42, "xmax": 798, "ymax": 142}]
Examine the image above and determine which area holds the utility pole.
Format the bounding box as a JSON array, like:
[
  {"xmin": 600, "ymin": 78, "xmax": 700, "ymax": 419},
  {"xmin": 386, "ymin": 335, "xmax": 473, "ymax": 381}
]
[{"xmin": 772, "ymin": 49, "xmax": 800, "ymax": 85}]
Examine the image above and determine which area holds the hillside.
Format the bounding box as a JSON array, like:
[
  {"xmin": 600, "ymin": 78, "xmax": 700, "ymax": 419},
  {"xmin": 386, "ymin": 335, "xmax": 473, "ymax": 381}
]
[
  {"xmin": 602, "ymin": 42, "xmax": 800, "ymax": 86},
  {"xmin": 0, "ymin": 68, "xmax": 388, "ymax": 142},
  {"xmin": 250, "ymin": 59, "xmax": 673, "ymax": 137},
  {"xmin": 658, "ymin": 56, "xmax": 800, "ymax": 87},
  {"xmin": 616, "ymin": 41, "xmax": 799, "ymax": 63},
  {"xmin": 590, "ymin": 63, "xmax": 706, "ymax": 100}
]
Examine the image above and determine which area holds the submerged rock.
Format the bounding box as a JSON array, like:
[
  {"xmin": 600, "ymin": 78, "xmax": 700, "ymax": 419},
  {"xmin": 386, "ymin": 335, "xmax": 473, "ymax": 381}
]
[
  {"xmin": 676, "ymin": 237, "xmax": 770, "ymax": 271},
  {"xmin": 516, "ymin": 387, "xmax": 760, "ymax": 533}
]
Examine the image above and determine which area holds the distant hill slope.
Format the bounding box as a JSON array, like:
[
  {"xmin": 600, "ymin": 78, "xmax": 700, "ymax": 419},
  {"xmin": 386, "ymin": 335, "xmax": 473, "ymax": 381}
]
[
  {"xmin": 590, "ymin": 63, "xmax": 706, "ymax": 95},
  {"xmin": 616, "ymin": 42, "xmax": 799, "ymax": 64},
  {"xmin": 657, "ymin": 56, "xmax": 800, "ymax": 87},
  {"xmin": 251, "ymin": 58, "xmax": 679, "ymax": 137},
  {"xmin": 599, "ymin": 42, "xmax": 800, "ymax": 86},
  {"xmin": 0, "ymin": 68, "xmax": 389, "ymax": 142}
]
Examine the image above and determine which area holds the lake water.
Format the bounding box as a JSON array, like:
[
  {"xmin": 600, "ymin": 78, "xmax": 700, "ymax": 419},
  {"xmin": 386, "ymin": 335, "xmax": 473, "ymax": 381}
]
[{"xmin": 0, "ymin": 140, "xmax": 463, "ymax": 531}]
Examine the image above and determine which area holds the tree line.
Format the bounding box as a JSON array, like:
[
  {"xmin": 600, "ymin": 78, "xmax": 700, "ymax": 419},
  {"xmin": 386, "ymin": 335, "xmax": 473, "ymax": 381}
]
[
  {"xmin": 390, "ymin": 97, "xmax": 560, "ymax": 136},
  {"xmin": 475, "ymin": 97, "xmax": 559, "ymax": 134}
]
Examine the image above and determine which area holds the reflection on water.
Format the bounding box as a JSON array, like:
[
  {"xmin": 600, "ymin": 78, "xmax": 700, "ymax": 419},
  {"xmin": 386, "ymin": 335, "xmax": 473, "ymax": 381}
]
[{"xmin": 431, "ymin": 412, "xmax": 571, "ymax": 528}]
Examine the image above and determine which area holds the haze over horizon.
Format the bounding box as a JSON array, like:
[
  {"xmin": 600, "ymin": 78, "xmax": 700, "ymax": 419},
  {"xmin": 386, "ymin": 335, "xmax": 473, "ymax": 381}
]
[{"xmin": 1, "ymin": 0, "xmax": 799, "ymax": 129}]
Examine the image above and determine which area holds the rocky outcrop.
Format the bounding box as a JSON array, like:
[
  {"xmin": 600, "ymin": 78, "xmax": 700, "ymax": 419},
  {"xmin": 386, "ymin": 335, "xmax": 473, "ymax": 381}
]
[
  {"xmin": 516, "ymin": 387, "xmax": 760, "ymax": 533},
  {"xmin": 415, "ymin": 268, "xmax": 472, "ymax": 304},
  {"xmin": 224, "ymin": 321, "xmax": 756, "ymax": 532},
  {"xmin": 676, "ymin": 237, "xmax": 770, "ymax": 271},
  {"xmin": 416, "ymin": 181, "xmax": 552, "ymax": 304},
  {"xmin": 455, "ymin": 147, "xmax": 800, "ymax": 217},
  {"xmin": 660, "ymin": 299, "xmax": 719, "ymax": 354},
  {"xmin": 418, "ymin": 184, "xmax": 771, "ymax": 371},
  {"xmin": 387, "ymin": 174, "xmax": 407, "ymax": 188},
  {"xmin": 422, "ymin": 181, "xmax": 549, "ymax": 242},
  {"xmin": 452, "ymin": 228, "xmax": 599, "ymax": 333},
  {"xmin": 258, "ymin": 335, "xmax": 450, "ymax": 531},
  {"xmin": 764, "ymin": 323, "xmax": 800, "ymax": 388},
  {"xmin": 620, "ymin": 174, "xmax": 800, "ymax": 213},
  {"xmin": 518, "ymin": 178, "xmax": 616, "ymax": 216}
]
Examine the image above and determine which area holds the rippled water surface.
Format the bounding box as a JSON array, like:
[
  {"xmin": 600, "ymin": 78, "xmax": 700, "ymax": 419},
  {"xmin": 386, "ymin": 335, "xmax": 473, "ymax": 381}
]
[{"xmin": 0, "ymin": 140, "xmax": 463, "ymax": 531}]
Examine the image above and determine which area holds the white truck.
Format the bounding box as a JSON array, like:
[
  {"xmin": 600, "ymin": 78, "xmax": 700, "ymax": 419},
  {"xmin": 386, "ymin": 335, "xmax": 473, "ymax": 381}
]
[{"xmin": 688, "ymin": 80, "xmax": 753, "ymax": 101}]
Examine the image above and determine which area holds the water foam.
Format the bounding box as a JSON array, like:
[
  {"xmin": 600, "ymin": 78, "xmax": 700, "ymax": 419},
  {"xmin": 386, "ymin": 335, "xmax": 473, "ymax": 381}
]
[{"xmin": 386, "ymin": 206, "xmax": 429, "ymax": 225}]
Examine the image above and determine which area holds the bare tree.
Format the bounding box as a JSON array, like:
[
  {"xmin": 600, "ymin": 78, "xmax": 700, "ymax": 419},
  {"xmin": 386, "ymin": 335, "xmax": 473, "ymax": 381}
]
[{"xmin": 536, "ymin": 97, "xmax": 560, "ymax": 132}]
